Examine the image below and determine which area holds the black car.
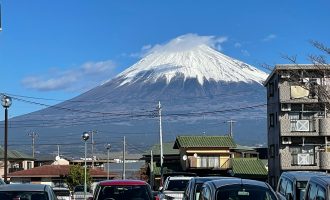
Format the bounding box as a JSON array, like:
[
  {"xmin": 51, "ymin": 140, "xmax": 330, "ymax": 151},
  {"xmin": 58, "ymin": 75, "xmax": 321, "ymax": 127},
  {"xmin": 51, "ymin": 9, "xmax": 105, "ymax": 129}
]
[
  {"xmin": 200, "ymin": 178, "xmax": 278, "ymax": 200},
  {"xmin": 304, "ymin": 175, "xmax": 330, "ymax": 200},
  {"xmin": 183, "ymin": 177, "xmax": 233, "ymax": 200},
  {"xmin": 276, "ymin": 171, "xmax": 327, "ymax": 200}
]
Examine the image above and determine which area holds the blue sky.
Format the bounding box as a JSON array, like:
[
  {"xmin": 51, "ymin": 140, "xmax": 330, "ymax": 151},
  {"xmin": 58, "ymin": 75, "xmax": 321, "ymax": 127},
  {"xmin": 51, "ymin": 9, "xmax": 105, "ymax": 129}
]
[{"xmin": 0, "ymin": 0, "xmax": 329, "ymax": 119}]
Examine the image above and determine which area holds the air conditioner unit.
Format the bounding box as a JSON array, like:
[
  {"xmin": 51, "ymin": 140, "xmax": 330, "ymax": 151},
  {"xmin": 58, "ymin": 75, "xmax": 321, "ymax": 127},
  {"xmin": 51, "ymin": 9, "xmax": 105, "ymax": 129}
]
[
  {"xmin": 318, "ymin": 111, "xmax": 325, "ymax": 117},
  {"xmin": 281, "ymin": 104, "xmax": 291, "ymax": 111},
  {"xmin": 282, "ymin": 137, "xmax": 292, "ymax": 145},
  {"xmin": 297, "ymin": 153, "xmax": 311, "ymax": 165},
  {"xmin": 296, "ymin": 120, "xmax": 310, "ymax": 131}
]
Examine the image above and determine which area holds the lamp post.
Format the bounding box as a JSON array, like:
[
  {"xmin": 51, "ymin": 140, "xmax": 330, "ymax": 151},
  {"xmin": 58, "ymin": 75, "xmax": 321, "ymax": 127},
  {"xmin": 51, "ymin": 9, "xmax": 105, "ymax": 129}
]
[
  {"xmin": 106, "ymin": 144, "xmax": 111, "ymax": 180},
  {"xmin": 1, "ymin": 95, "xmax": 12, "ymax": 183},
  {"xmin": 82, "ymin": 132, "xmax": 89, "ymax": 200}
]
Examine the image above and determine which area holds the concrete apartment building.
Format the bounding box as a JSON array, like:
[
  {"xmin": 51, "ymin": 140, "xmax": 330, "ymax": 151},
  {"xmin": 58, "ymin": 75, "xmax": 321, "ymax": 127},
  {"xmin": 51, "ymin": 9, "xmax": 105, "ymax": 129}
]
[{"xmin": 264, "ymin": 64, "xmax": 330, "ymax": 188}]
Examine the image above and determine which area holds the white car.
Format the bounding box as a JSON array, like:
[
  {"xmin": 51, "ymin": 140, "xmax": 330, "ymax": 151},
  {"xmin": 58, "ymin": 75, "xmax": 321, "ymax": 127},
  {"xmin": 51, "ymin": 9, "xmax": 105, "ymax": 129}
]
[
  {"xmin": 160, "ymin": 176, "xmax": 193, "ymax": 200},
  {"xmin": 53, "ymin": 187, "xmax": 71, "ymax": 200}
]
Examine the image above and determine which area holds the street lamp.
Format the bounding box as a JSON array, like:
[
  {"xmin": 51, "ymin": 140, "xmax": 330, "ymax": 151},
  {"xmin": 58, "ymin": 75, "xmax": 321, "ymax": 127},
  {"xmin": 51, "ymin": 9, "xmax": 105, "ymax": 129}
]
[
  {"xmin": 105, "ymin": 144, "xmax": 111, "ymax": 180},
  {"xmin": 1, "ymin": 95, "xmax": 12, "ymax": 183},
  {"xmin": 82, "ymin": 132, "xmax": 89, "ymax": 200}
]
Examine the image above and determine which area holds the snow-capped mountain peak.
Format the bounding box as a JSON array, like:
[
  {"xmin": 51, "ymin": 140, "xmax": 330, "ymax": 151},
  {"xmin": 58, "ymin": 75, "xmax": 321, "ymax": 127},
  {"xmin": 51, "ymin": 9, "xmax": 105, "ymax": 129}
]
[{"xmin": 114, "ymin": 36, "xmax": 268, "ymax": 86}]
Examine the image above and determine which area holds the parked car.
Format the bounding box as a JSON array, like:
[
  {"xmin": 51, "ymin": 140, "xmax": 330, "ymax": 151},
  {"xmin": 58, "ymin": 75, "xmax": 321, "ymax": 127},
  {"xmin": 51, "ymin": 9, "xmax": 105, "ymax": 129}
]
[
  {"xmin": 0, "ymin": 183, "xmax": 57, "ymax": 200},
  {"xmin": 89, "ymin": 179, "xmax": 156, "ymax": 200},
  {"xmin": 200, "ymin": 178, "xmax": 278, "ymax": 200},
  {"xmin": 53, "ymin": 187, "xmax": 72, "ymax": 200},
  {"xmin": 160, "ymin": 176, "xmax": 194, "ymax": 200},
  {"xmin": 183, "ymin": 177, "xmax": 233, "ymax": 200},
  {"xmin": 73, "ymin": 185, "xmax": 92, "ymax": 200},
  {"xmin": 276, "ymin": 171, "xmax": 326, "ymax": 200},
  {"xmin": 304, "ymin": 175, "xmax": 330, "ymax": 200}
]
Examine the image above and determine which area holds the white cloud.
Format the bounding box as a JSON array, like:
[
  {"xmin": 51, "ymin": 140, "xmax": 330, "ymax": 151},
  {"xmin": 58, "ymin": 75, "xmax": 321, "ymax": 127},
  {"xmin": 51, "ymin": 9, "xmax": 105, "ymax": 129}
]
[
  {"xmin": 234, "ymin": 42, "xmax": 242, "ymax": 48},
  {"xmin": 241, "ymin": 49, "xmax": 250, "ymax": 56},
  {"xmin": 128, "ymin": 34, "xmax": 228, "ymax": 58},
  {"xmin": 146, "ymin": 34, "xmax": 228, "ymax": 55},
  {"xmin": 21, "ymin": 60, "xmax": 117, "ymax": 92},
  {"xmin": 262, "ymin": 34, "xmax": 277, "ymax": 42}
]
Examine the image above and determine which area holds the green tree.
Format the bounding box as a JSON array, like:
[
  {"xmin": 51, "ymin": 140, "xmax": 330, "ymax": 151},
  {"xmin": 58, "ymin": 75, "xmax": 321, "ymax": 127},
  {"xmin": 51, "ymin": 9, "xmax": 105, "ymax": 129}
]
[{"xmin": 65, "ymin": 165, "xmax": 92, "ymax": 191}]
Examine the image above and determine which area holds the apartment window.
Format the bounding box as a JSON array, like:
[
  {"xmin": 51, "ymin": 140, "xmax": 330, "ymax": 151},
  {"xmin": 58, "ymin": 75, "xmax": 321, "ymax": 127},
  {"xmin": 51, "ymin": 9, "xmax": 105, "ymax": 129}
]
[
  {"xmin": 269, "ymin": 113, "xmax": 275, "ymax": 127},
  {"xmin": 275, "ymin": 112, "xmax": 278, "ymax": 125},
  {"xmin": 268, "ymin": 82, "xmax": 274, "ymax": 97},
  {"xmin": 269, "ymin": 144, "xmax": 275, "ymax": 158},
  {"xmin": 290, "ymin": 146, "xmax": 315, "ymax": 166},
  {"xmin": 27, "ymin": 162, "xmax": 32, "ymax": 169}
]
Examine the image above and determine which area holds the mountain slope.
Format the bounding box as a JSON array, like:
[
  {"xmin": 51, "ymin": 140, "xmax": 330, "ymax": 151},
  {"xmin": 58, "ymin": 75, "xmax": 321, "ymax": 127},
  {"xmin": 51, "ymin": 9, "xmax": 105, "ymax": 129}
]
[
  {"xmin": 111, "ymin": 44, "xmax": 267, "ymax": 87},
  {"xmin": 8, "ymin": 36, "xmax": 269, "ymax": 156}
]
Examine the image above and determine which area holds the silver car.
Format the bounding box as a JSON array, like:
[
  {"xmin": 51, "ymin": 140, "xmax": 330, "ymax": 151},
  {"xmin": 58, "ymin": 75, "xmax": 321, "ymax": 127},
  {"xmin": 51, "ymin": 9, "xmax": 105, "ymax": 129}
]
[
  {"xmin": 0, "ymin": 184, "xmax": 57, "ymax": 200},
  {"xmin": 53, "ymin": 187, "xmax": 72, "ymax": 200}
]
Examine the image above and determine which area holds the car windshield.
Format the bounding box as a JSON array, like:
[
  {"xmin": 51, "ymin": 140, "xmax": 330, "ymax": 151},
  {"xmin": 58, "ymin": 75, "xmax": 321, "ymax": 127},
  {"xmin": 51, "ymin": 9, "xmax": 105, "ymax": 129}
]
[
  {"xmin": 167, "ymin": 179, "xmax": 190, "ymax": 191},
  {"xmin": 216, "ymin": 184, "xmax": 277, "ymax": 200},
  {"xmin": 296, "ymin": 181, "xmax": 308, "ymax": 200},
  {"xmin": 97, "ymin": 185, "xmax": 152, "ymax": 200},
  {"xmin": 0, "ymin": 191, "xmax": 48, "ymax": 200}
]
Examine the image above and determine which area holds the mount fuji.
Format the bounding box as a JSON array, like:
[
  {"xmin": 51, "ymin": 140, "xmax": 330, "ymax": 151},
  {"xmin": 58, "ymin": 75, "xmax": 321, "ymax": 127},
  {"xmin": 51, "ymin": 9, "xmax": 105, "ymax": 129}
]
[{"xmin": 8, "ymin": 35, "xmax": 269, "ymax": 156}]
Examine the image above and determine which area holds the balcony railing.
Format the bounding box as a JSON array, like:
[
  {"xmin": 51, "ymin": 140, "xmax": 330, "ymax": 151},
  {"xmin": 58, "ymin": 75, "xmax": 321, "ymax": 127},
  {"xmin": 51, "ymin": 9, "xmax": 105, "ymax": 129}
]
[
  {"xmin": 291, "ymin": 153, "xmax": 316, "ymax": 166},
  {"xmin": 290, "ymin": 119, "xmax": 316, "ymax": 132}
]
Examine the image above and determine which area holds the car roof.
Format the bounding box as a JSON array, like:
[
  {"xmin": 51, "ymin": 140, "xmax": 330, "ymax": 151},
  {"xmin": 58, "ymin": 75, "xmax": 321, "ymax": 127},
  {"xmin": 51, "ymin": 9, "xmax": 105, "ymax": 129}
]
[
  {"xmin": 99, "ymin": 180, "xmax": 148, "ymax": 186},
  {"xmin": 281, "ymin": 171, "xmax": 327, "ymax": 181},
  {"xmin": 310, "ymin": 176, "xmax": 330, "ymax": 185},
  {"xmin": 53, "ymin": 187, "xmax": 70, "ymax": 190},
  {"xmin": 208, "ymin": 178, "xmax": 270, "ymax": 189},
  {"xmin": 191, "ymin": 177, "xmax": 232, "ymax": 184},
  {"xmin": 0, "ymin": 184, "xmax": 48, "ymax": 191},
  {"xmin": 168, "ymin": 176, "xmax": 194, "ymax": 180}
]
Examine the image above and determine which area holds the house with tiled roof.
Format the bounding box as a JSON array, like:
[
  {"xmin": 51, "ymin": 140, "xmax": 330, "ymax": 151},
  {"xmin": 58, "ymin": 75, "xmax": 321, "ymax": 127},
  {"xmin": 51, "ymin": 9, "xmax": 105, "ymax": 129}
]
[
  {"xmin": 231, "ymin": 158, "xmax": 268, "ymax": 181},
  {"xmin": 0, "ymin": 147, "xmax": 34, "ymax": 179},
  {"xmin": 173, "ymin": 135, "xmax": 236, "ymax": 175},
  {"xmin": 7, "ymin": 164, "xmax": 117, "ymax": 186}
]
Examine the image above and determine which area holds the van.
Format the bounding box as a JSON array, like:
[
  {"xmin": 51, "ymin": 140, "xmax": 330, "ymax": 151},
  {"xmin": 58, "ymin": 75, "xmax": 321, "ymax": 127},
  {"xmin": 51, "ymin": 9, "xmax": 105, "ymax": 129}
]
[
  {"xmin": 304, "ymin": 176, "xmax": 330, "ymax": 200},
  {"xmin": 276, "ymin": 171, "xmax": 326, "ymax": 200}
]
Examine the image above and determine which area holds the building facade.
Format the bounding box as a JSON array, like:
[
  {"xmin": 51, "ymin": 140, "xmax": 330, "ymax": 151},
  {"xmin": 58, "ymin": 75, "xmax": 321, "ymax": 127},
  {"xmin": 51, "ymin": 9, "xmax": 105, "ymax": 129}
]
[
  {"xmin": 173, "ymin": 135, "xmax": 236, "ymax": 175},
  {"xmin": 264, "ymin": 64, "xmax": 330, "ymax": 188}
]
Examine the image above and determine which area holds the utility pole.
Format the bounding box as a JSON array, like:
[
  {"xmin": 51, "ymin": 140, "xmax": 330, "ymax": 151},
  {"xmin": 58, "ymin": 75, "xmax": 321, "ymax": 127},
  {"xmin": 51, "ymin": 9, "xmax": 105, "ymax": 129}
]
[
  {"xmin": 122, "ymin": 136, "xmax": 126, "ymax": 180},
  {"xmin": 150, "ymin": 150, "xmax": 154, "ymax": 189},
  {"xmin": 225, "ymin": 120, "xmax": 236, "ymax": 137},
  {"xmin": 57, "ymin": 145, "xmax": 60, "ymax": 157},
  {"xmin": 157, "ymin": 101, "xmax": 164, "ymax": 186},
  {"xmin": 27, "ymin": 131, "xmax": 38, "ymax": 158},
  {"xmin": 106, "ymin": 144, "xmax": 111, "ymax": 180},
  {"xmin": 0, "ymin": 4, "xmax": 2, "ymax": 31},
  {"xmin": 90, "ymin": 130, "xmax": 97, "ymax": 168}
]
